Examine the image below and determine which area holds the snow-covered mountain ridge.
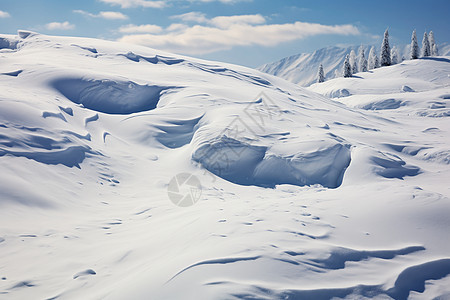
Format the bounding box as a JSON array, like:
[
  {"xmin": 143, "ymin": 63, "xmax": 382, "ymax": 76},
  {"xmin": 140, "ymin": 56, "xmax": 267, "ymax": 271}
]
[
  {"xmin": 1, "ymin": 31, "xmax": 449, "ymax": 299},
  {"xmin": 258, "ymin": 43, "xmax": 450, "ymax": 86}
]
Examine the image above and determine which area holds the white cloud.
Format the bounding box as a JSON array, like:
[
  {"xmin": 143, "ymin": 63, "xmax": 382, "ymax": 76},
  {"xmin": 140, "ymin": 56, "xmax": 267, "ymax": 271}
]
[
  {"xmin": 98, "ymin": 0, "xmax": 167, "ymax": 8},
  {"xmin": 118, "ymin": 15, "xmax": 360, "ymax": 55},
  {"xmin": 119, "ymin": 24, "xmax": 163, "ymax": 33},
  {"xmin": 166, "ymin": 23, "xmax": 189, "ymax": 32},
  {"xmin": 171, "ymin": 12, "xmax": 265, "ymax": 28},
  {"xmin": 210, "ymin": 14, "xmax": 265, "ymax": 28},
  {"xmin": 74, "ymin": 10, "xmax": 128, "ymax": 20},
  {"xmin": 0, "ymin": 10, "xmax": 10, "ymax": 18},
  {"xmin": 45, "ymin": 21, "xmax": 75, "ymax": 31},
  {"xmin": 98, "ymin": 0, "xmax": 247, "ymax": 8},
  {"xmin": 189, "ymin": 0, "xmax": 250, "ymax": 3},
  {"xmin": 98, "ymin": 11, "xmax": 129, "ymax": 20},
  {"xmin": 171, "ymin": 12, "xmax": 209, "ymax": 23}
]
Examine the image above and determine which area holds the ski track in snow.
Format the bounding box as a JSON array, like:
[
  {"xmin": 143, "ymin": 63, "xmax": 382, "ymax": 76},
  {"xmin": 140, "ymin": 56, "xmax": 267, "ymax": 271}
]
[{"xmin": 0, "ymin": 31, "xmax": 450, "ymax": 299}]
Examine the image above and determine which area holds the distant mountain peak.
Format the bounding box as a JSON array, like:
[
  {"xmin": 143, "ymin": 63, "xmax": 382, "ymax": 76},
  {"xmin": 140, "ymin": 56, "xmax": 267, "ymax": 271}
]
[{"xmin": 258, "ymin": 43, "xmax": 450, "ymax": 87}]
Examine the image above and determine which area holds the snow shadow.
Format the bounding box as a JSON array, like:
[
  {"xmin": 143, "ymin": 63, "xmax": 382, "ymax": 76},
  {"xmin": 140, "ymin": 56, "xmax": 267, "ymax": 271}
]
[
  {"xmin": 51, "ymin": 78, "xmax": 174, "ymax": 114},
  {"xmin": 193, "ymin": 136, "xmax": 351, "ymax": 188},
  {"xmin": 0, "ymin": 146, "xmax": 91, "ymax": 168},
  {"xmin": 371, "ymin": 154, "xmax": 421, "ymax": 179},
  {"xmin": 232, "ymin": 258, "xmax": 450, "ymax": 300},
  {"xmin": 0, "ymin": 37, "xmax": 18, "ymax": 50},
  {"xmin": 121, "ymin": 52, "xmax": 184, "ymax": 65},
  {"xmin": 154, "ymin": 116, "xmax": 202, "ymax": 149}
]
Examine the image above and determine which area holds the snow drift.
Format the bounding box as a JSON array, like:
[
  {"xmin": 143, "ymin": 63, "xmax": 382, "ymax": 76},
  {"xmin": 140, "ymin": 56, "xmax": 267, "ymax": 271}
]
[
  {"xmin": 51, "ymin": 78, "xmax": 171, "ymax": 114},
  {"xmin": 1, "ymin": 31, "xmax": 450, "ymax": 300}
]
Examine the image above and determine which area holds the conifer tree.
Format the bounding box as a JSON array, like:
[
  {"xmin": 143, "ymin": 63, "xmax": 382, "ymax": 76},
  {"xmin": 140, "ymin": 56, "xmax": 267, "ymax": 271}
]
[
  {"xmin": 391, "ymin": 46, "xmax": 399, "ymax": 65},
  {"xmin": 429, "ymin": 31, "xmax": 438, "ymax": 56},
  {"xmin": 422, "ymin": 32, "xmax": 431, "ymax": 57},
  {"xmin": 380, "ymin": 29, "xmax": 391, "ymax": 66},
  {"xmin": 343, "ymin": 54, "xmax": 352, "ymax": 78},
  {"xmin": 368, "ymin": 46, "xmax": 376, "ymax": 69},
  {"xmin": 410, "ymin": 30, "xmax": 419, "ymax": 59},
  {"xmin": 428, "ymin": 31, "xmax": 436, "ymax": 55},
  {"xmin": 374, "ymin": 54, "xmax": 380, "ymax": 68},
  {"xmin": 349, "ymin": 49, "xmax": 358, "ymax": 74},
  {"xmin": 432, "ymin": 44, "xmax": 439, "ymax": 56},
  {"xmin": 359, "ymin": 48, "xmax": 368, "ymax": 72},
  {"xmin": 317, "ymin": 64, "xmax": 325, "ymax": 83}
]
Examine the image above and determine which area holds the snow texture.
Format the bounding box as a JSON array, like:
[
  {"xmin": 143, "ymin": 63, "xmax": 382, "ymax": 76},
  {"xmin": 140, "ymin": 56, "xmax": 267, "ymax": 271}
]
[{"xmin": 1, "ymin": 31, "xmax": 450, "ymax": 300}]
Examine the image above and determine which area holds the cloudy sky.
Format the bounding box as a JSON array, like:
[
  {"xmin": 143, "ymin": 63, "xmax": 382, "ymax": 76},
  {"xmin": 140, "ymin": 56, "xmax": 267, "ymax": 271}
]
[{"xmin": 1, "ymin": 0, "xmax": 449, "ymax": 67}]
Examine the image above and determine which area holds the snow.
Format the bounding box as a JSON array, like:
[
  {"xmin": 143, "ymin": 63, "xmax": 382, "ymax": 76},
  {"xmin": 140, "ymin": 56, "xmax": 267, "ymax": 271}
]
[
  {"xmin": 258, "ymin": 43, "xmax": 450, "ymax": 87},
  {"xmin": 1, "ymin": 31, "xmax": 450, "ymax": 299},
  {"xmin": 257, "ymin": 46, "xmax": 365, "ymax": 86}
]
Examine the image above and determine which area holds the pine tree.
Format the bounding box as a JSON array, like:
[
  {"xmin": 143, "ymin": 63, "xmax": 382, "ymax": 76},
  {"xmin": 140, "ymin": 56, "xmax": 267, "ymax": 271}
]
[
  {"xmin": 380, "ymin": 29, "xmax": 391, "ymax": 66},
  {"xmin": 374, "ymin": 54, "xmax": 380, "ymax": 68},
  {"xmin": 410, "ymin": 30, "xmax": 419, "ymax": 59},
  {"xmin": 349, "ymin": 49, "xmax": 358, "ymax": 74},
  {"xmin": 368, "ymin": 46, "xmax": 376, "ymax": 69},
  {"xmin": 429, "ymin": 31, "xmax": 438, "ymax": 56},
  {"xmin": 343, "ymin": 54, "xmax": 352, "ymax": 78},
  {"xmin": 391, "ymin": 46, "xmax": 399, "ymax": 65},
  {"xmin": 317, "ymin": 64, "xmax": 325, "ymax": 83},
  {"xmin": 359, "ymin": 48, "xmax": 368, "ymax": 72},
  {"xmin": 422, "ymin": 32, "xmax": 431, "ymax": 57},
  {"xmin": 432, "ymin": 44, "xmax": 439, "ymax": 56}
]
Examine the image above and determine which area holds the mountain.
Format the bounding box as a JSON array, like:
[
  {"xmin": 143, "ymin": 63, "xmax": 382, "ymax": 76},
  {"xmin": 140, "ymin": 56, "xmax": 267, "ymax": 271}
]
[
  {"xmin": 258, "ymin": 43, "xmax": 450, "ymax": 87},
  {"xmin": 1, "ymin": 31, "xmax": 450, "ymax": 300}
]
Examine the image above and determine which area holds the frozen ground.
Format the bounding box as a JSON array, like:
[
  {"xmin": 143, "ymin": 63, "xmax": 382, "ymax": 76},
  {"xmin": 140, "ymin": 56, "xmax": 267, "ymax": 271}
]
[{"xmin": 0, "ymin": 31, "xmax": 449, "ymax": 300}]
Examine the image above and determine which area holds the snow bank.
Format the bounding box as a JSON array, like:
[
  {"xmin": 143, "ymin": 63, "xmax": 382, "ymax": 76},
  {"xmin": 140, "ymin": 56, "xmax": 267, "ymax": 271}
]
[{"xmin": 193, "ymin": 136, "xmax": 351, "ymax": 188}]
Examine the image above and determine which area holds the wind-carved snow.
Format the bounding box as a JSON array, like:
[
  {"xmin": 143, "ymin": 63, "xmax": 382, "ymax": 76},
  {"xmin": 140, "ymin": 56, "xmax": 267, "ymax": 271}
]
[
  {"xmin": 51, "ymin": 78, "xmax": 172, "ymax": 115},
  {"xmin": 0, "ymin": 31, "xmax": 449, "ymax": 300},
  {"xmin": 192, "ymin": 135, "xmax": 351, "ymax": 188}
]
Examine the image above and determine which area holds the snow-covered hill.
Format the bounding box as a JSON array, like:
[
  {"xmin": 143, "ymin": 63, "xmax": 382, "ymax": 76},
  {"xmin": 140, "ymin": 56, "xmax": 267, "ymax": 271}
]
[
  {"xmin": 258, "ymin": 43, "xmax": 450, "ymax": 87},
  {"xmin": 1, "ymin": 31, "xmax": 450, "ymax": 300}
]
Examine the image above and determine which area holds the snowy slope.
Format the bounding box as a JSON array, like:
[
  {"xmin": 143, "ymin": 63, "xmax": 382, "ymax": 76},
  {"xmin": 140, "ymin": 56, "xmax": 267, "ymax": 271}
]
[
  {"xmin": 308, "ymin": 57, "xmax": 450, "ymax": 118},
  {"xmin": 1, "ymin": 31, "xmax": 450, "ymax": 300},
  {"xmin": 257, "ymin": 46, "xmax": 365, "ymax": 87},
  {"xmin": 258, "ymin": 43, "xmax": 450, "ymax": 87}
]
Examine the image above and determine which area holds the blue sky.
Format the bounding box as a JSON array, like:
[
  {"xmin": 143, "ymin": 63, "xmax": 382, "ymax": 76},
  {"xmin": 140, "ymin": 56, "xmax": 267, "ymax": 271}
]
[{"xmin": 1, "ymin": 0, "xmax": 449, "ymax": 67}]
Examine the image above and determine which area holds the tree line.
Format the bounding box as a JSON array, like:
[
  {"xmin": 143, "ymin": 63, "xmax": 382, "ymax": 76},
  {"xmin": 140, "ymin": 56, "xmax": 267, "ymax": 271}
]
[{"xmin": 317, "ymin": 29, "xmax": 439, "ymax": 83}]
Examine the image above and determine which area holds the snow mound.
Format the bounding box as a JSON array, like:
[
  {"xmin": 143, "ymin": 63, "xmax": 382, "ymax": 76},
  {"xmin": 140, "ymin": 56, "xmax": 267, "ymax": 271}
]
[
  {"xmin": 359, "ymin": 98, "xmax": 406, "ymax": 110},
  {"xmin": 193, "ymin": 136, "xmax": 351, "ymax": 188},
  {"xmin": 371, "ymin": 151, "xmax": 421, "ymax": 179},
  {"xmin": 326, "ymin": 88, "xmax": 351, "ymax": 98},
  {"xmin": 309, "ymin": 57, "xmax": 450, "ymax": 116}
]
